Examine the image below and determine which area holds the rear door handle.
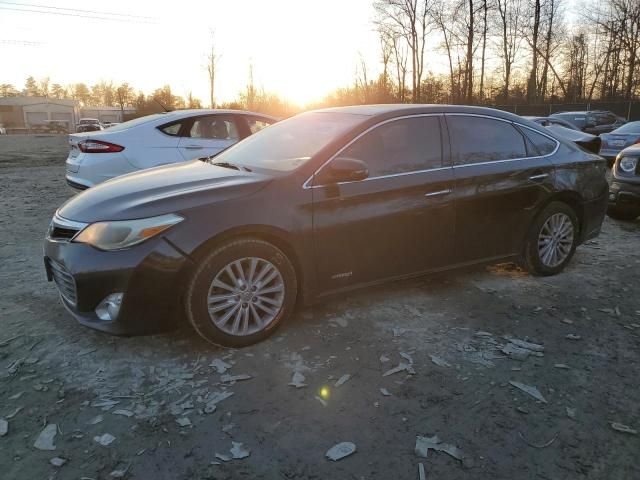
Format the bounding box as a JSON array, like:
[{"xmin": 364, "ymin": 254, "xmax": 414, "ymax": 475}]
[
  {"xmin": 424, "ymin": 189, "xmax": 452, "ymax": 198},
  {"xmin": 184, "ymin": 145, "xmax": 203, "ymax": 150},
  {"xmin": 529, "ymin": 173, "xmax": 549, "ymax": 181}
]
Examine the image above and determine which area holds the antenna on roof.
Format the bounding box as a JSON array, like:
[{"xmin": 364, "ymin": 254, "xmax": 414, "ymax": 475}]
[{"xmin": 153, "ymin": 98, "xmax": 172, "ymax": 112}]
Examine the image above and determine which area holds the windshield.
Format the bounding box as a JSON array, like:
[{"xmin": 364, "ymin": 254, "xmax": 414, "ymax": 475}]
[
  {"xmin": 210, "ymin": 112, "xmax": 365, "ymax": 172},
  {"xmin": 613, "ymin": 121, "xmax": 640, "ymax": 134}
]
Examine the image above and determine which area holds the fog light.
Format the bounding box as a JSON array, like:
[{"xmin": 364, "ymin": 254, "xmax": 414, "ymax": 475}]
[{"xmin": 95, "ymin": 293, "xmax": 123, "ymax": 321}]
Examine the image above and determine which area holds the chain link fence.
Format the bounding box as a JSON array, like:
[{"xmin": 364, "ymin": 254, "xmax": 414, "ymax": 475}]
[{"xmin": 492, "ymin": 101, "xmax": 640, "ymax": 121}]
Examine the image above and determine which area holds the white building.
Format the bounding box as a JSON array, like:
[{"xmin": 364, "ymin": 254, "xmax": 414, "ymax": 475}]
[
  {"xmin": 81, "ymin": 106, "xmax": 136, "ymax": 124},
  {"xmin": 0, "ymin": 96, "xmax": 79, "ymax": 132}
]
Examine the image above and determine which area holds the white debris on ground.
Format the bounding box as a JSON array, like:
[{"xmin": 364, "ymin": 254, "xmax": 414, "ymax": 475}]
[
  {"xmin": 326, "ymin": 441, "xmax": 357, "ymax": 461},
  {"xmin": 380, "ymin": 388, "xmax": 391, "ymax": 396},
  {"xmin": 0, "ymin": 418, "xmax": 8, "ymax": 437},
  {"xmin": 288, "ymin": 371, "xmax": 307, "ymax": 388},
  {"xmin": 49, "ymin": 457, "xmax": 67, "ymax": 467},
  {"xmin": 501, "ymin": 336, "xmax": 545, "ymax": 361},
  {"xmin": 419, "ymin": 462, "xmax": 426, "ymax": 480},
  {"xmin": 383, "ymin": 362, "xmax": 415, "ymax": 377},
  {"xmin": 611, "ymin": 422, "xmax": 638, "ymax": 435},
  {"xmin": 33, "ymin": 423, "xmax": 57, "ymax": 451},
  {"xmin": 565, "ymin": 334, "xmax": 582, "ymax": 340},
  {"xmin": 430, "ymin": 355, "xmax": 451, "ymax": 367},
  {"xmin": 220, "ymin": 374, "xmax": 252, "ymax": 383},
  {"xmin": 509, "ymin": 381, "xmax": 548, "ymax": 403},
  {"xmin": 94, "ymin": 433, "xmax": 116, "ymax": 446},
  {"xmin": 415, "ymin": 434, "xmax": 464, "ymax": 462},
  {"xmin": 209, "ymin": 358, "xmax": 232, "ymax": 374},
  {"xmin": 335, "ymin": 374, "xmax": 351, "ymax": 387},
  {"xmin": 379, "ymin": 355, "xmax": 390, "ymax": 363},
  {"xmin": 216, "ymin": 441, "xmax": 251, "ymax": 461},
  {"xmin": 176, "ymin": 417, "xmax": 192, "ymax": 427}
]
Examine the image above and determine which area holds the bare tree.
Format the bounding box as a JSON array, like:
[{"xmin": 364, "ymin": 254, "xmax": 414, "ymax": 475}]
[
  {"xmin": 496, "ymin": 0, "xmax": 524, "ymax": 102},
  {"xmin": 206, "ymin": 31, "xmax": 219, "ymax": 108},
  {"xmin": 375, "ymin": 0, "xmax": 433, "ymax": 102}
]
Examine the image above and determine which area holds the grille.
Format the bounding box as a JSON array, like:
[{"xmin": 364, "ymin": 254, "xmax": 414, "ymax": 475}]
[
  {"xmin": 50, "ymin": 226, "xmax": 80, "ymax": 241},
  {"xmin": 49, "ymin": 259, "xmax": 77, "ymax": 305}
]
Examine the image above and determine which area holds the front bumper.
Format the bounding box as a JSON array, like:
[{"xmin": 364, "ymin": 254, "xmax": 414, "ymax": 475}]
[
  {"xmin": 44, "ymin": 235, "xmax": 191, "ymax": 335},
  {"xmin": 609, "ymin": 179, "xmax": 640, "ymax": 209}
]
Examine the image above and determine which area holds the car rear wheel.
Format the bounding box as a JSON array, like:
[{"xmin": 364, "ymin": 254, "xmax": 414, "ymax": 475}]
[
  {"xmin": 185, "ymin": 238, "xmax": 297, "ymax": 348},
  {"xmin": 521, "ymin": 201, "xmax": 579, "ymax": 276},
  {"xmin": 607, "ymin": 206, "xmax": 640, "ymax": 221}
]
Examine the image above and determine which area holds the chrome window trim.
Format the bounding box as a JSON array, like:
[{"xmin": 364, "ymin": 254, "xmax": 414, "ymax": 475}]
[
  {"xmin": 444, "ymin": 113, "xmax": 560, "ymax": 167},
  {"xmin": 303, "ymin": 113, "xmax": 445, "ymax": 189},
  {"xmin": 302, "ymin": 112, "xmax": 561, "ymax": 189}
]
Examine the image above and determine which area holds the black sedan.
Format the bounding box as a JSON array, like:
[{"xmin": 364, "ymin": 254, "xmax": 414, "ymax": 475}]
[
  {"xmin": 44, "ymin": 105, "xmax": 608, "ymax": 347},
  {"xmin": 608, "ymin": 144, "xmax": 640, "ymax": 220}
]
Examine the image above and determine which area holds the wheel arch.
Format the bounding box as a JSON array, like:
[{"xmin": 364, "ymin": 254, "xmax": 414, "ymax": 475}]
[
  {"xmin": 540, "ymin": 191, "xmax": 585, "ymax": 235},
  {"xmin": 179, "ymin": 224, "xmax": 306, "ymax": 303}
]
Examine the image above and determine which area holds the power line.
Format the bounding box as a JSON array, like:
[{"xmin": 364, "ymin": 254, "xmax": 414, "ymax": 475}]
[
  {"xmin": 0, "ymin": 5, "xmax": 158, "ymax": 24},
  {"xmin": 0, "ymin": 1, "xmax": 155, "ymax": 20},
  {"xmin": 0, "ymin": 39, "xmax": 44, "ymax": 46}
]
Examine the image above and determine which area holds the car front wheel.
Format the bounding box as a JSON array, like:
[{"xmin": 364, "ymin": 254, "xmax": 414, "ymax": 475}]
[
  {"xmin": 185, "ymin": 238, "xmax": 297, "ymax": 348},
  {"xmin": 521, "ymin": 201, "xmax": 579, "ymax": 276}
]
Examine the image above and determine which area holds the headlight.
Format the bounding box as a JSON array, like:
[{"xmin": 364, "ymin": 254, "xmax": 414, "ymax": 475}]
[
  {"xmin": 74, "ymin": 214, "xmax": 183, "ymax": 251},
  {"xmin": 619, "ymin": 156, "xmax": 638, "ymax": 173}
]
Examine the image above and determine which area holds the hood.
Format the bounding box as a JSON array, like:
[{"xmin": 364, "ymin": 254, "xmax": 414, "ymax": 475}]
[
  {"xmin": 59, "ymin": 160, "xmax": 271, "ymax": 222},
  {"xmin": 546, "ymin": 125, "xmax": 602, "ymax": 154}
]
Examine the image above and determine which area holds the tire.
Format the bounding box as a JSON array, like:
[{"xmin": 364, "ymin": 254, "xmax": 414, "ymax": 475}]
[
  {"xmin": 520, "ymin": 201, "xmax": 579, "ymax": 276},
  {"xmin": 607, "ymin": 206, "xmax": 640, "ymax": 221},
  {"xmin": 185, "ymin": 238, "xmax": 297, "ymax": 348}
]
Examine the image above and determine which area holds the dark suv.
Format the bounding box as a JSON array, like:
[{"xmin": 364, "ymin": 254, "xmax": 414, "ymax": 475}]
[
  {"xmin": 551, "ymin": 111, "xmax": 626, "ymax": 135},
  {"xmin": 44, "ymin": 105, "xmax": 608, "ymax": 347},
  {"xmin": 608, "ymin": 145, "xmax": 640, "ymax": 220}
]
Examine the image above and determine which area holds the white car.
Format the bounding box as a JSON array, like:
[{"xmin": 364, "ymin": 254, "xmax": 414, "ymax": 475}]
[{"xmin": 65, "ymin": 109, "xmax": 276, "ymax": 190}]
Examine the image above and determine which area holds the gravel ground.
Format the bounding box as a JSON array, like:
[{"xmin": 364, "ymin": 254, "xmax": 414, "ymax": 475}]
[{"xmin": 1, "ymin": 134, "xmax": 639, "ymax": 480}]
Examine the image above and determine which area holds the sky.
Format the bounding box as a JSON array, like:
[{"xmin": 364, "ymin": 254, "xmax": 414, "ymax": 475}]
[{"xmin": 0, "ymin": 0, "xmax": 383, "ymax": 106}]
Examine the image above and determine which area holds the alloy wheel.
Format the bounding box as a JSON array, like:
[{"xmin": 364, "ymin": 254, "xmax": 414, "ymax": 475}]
[
  {"xmin": 207, "ymin": 257, "xmax": 285, "ymax": 336},
  {"xmin": 537, "ymin": 213, "xmax": 574, "ymax": 268}
]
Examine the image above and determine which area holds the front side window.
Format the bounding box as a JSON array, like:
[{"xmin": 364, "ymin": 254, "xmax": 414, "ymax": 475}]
[
  {"xmin": 247, "ymin": 117, "xmax": 274, "ymax": 134},
  {"xmin": 338, "ymin": 116, "xmax": 442, "ymax": 177},
  {"xmin": 188, "ymin": 116, "xmax": 239, "ymax": 140},
  {"xmin": 448, "ymin": 116, "xmax": 527, "ymax": 165}
]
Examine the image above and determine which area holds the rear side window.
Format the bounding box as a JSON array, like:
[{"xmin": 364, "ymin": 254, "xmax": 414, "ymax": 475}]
[
  {"xmin": 339, "ymin": 116, "xmax": 442, "ymax": 177},
  {"xmin": 159, "ymin": 122, "xmax": 182, "ymax": 136},
  {"xmin": 188, "ymin": 116, "xmax": 239, "ymax": 140},
  {"xmin": 447, "ymin": 116, "xmax": 527, "ymax": 165},
  {"xmin": 521, "ymin": 128, "xmax": 558, "ymax": 156}
]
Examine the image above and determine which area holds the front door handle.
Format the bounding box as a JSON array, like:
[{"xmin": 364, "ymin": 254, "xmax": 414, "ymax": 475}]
[
  {"xmin": 529, "ymin": 173, "xmax": 549, "ymax": 181},
  {"xmin": 184, "ymin": 145, "xmax": 203, "ymax": 150},
  {"xmin": 424, "ymin": 189, "xmax": 452, "ymax": 198}
]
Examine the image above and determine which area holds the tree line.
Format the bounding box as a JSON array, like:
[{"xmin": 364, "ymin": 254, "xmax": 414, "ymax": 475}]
[{"xmin": 1, "ymin": 0, "xmax": 638, "ymax": 119}]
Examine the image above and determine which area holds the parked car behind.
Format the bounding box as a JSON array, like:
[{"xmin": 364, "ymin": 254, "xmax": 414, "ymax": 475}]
[
  {"xmin": 544, "ymin": 125, "xmax": 602, "ymax": 155},
  {"xmin": 76, "ymin": 118, "xmax": 104, "ymax": 133},
  {"xmin": 45, "ymin": 105, "xmax": 608, "ymax": 347},
  {"xmin": 551, "ymin": 110, "xmax": 626, "ymax": 135},
  {"xmin": 608, "ymin": 144, "xmax": 640, "ymax": 220},
  {"xmin": 599, "ymin": 121, "xmax": 640, "ymax": 163},
  {"xmin": 524, "ymin": 116, "xmax": 581, "ymax": 131},
  {"xmin": 65, "ymin": 110, "xmax": 276, "ymax": 190}
]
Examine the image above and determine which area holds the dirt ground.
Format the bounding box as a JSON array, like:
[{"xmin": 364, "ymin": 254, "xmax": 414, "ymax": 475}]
[{"xmin": 0, "ymin": 134, "xmax": 639, "ymax": 480}]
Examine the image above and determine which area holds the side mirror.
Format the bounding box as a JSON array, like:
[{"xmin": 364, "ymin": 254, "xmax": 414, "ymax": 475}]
[{"xmin": 323, "ymin": 157, "xmax": 369, "ymax": 184}]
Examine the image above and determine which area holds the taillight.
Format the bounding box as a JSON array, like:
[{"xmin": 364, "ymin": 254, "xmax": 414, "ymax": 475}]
[{"xmin": 78, "ymin": 140, "xmax": 124, "ymax": 153}]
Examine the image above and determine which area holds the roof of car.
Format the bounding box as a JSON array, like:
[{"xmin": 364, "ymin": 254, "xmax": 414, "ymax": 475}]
[
  {"xmin": 312, "ymin": 104, "xmax": 526, "ymax": 121},
  {"xmin": 164, "ymin": 109, "xmax": 277, "ymax": 120}
]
